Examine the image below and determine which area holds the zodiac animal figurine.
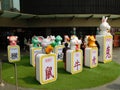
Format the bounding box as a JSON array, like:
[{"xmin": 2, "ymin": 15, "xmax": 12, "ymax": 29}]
[
  {"xmin": 7, "ymin": 36, "xmax": 18, "ymax": 46},
  {"xmin": 99, "ymin": 16, "xmax": 111, "ymax": 35},
  {"xmin": 41, "ymin": 36, "xmax": 55, "ymax": 54},
  {"xmin": 63, "ymin": 35, "xmax": 70, "ymax": 47},
  {"xmin": 55, "ymin": 35, "xmax": 63, "ymax": 45},
  {"xmin": 87, "ymin": 35, "xmax": 97, "ymax": 47},
  {"xmin": 64, "ymin": 35, "xmax": 70, "ymax": 43},
  {"xmin": 32, "ymin": 36, "xmax": 42, "ymax": 47},
  {"xmin": 45, "ymin": 45, "xmax": 53, "ymax": 54},
  {"xmin": 70, "ymin": 35, "xmax": 82, "ymax": 50}
]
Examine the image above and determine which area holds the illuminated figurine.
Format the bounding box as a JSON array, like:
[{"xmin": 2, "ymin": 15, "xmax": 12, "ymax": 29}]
[
  {"xmin": 70, "ymin": 35, "xmax": 82, "ymax": 50},
  {"xmin": 45, "ymin": 45, "xmax": 53, "ymax": 54},
  {"xmin": 87, "ymin": 35, "xmax": 97, "ymax": 47},
  {"xmin": 99, "ymin": 16, "xmax": 111, "ymax": 35},
  {"xmin": 7, "ymin": 36, "xmax": 18, "ymax": 46},
  {"xmin": 63, "ymin": 35, "xmax": 70, "ymax": 48},
  {"xmin": 32, "ymin": 36, "xmax": 42, "ymax": 47},
  {"xmin": 55, "ymin": 35, "xmax": 63, "ymax": 45}
]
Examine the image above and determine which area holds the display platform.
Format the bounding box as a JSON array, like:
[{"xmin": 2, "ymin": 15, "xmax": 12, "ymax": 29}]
[
  {"xmin": 66, "ymin": 49, "xmax": 83, "ymax": 74},
  {"xmin": 96, "ymin": 35, "xmax": 113, "ymax": 63}
]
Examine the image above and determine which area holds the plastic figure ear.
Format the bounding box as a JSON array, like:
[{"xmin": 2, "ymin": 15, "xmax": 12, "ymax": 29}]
[
  {"xmin": 7, "ymin": 36, "xmax": 10, "ymax": 39},
  {"xmin": 38, "ymin": 36, "xmax": 44, "ymax": 42},
  {"xmin": 16, "ymin": 36, "xmax": 18, "ymax": 39},
  {"xmin": 105, "ymin": 17, "xmax": 108, "ymax": 22},
  {"xmin": 102, "ymin": 16, "xmax": 106, "ymax": 22}
]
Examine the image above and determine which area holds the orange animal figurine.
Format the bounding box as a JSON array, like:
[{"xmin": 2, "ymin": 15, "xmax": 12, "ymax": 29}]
[{"xmin": 87, "ymin": 35, "xmax": 97, "ymax": 47}]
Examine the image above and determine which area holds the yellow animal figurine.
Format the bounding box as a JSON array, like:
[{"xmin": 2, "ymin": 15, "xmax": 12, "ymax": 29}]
[
  {"xmin": 45, "ymin": 45, "xmax": 53, "ymax": 54},
  {"xmin": 87, "ymin": 35, "xmax": 97, "ymax": 47}
]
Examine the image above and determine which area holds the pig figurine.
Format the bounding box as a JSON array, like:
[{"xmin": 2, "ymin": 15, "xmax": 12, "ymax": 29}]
[{"xmin": 7, "ymin": 36, "xmax": 18, "ymax": 46}]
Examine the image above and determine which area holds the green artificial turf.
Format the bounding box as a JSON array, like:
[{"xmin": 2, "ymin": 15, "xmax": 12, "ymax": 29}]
[{"xmin": 2, "ymin": 55, "xmax": 120, "ymax": 90}]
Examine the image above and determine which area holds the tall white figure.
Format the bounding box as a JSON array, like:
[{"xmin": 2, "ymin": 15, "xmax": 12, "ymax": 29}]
[
  {"xmin": 99, "ymin": 16, "xmax": 111, "ymax": 35},
  {"xmin": 96, "ymin": 16, "xmax": 113, "ymax": 63}
]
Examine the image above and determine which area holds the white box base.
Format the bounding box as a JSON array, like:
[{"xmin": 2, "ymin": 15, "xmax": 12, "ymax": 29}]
[
  {"xmin": 53, "ymin": 45, "xmax": 64, "ymax": 62},
  {"xmin": 85, "ymin": 47, "xmax": 98, "ymax": 68},
  {"xmin": 30, "ymin": 47, "xmax": 42, "ymax": 67},
  {"xmin": 36, "ymin": 54, "xmax": 57, "ymax": 84},
  {"xmin": 66, "ymin": 50, "xmax": 83, "ymax": 74},
  {"xmin": 96, "ymin": 35, "xmax": 113, "ymax": 63}
]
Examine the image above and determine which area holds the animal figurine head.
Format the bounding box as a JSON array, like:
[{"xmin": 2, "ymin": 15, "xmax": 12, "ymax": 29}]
[
  {"xmin": 99, "ymin": 16, "xmax": 111, "ymax": 35},
  {"xmin": 55, "ymin": 35, "xmax": 62, "ymax": 45},
  {"xmin": 70, "ymin": 35, "xmax": 82, "ymax": 50},
  {"xmin": 87, "ymin": 35, "xmax": 97, "ymax": 47},
  {"xmin": 40, "ymin": 37, "xmax": 53, "ymax": 53},
  {"xmin": 7, "ymin": 36, "xmax": 18, "ymax": 46},
  {"xmin": 47, "ymin": 35, "xmax": 55, "ymax": 42},
  {"xmin": 64, "ymin": 35, "xmax": 70, "ymax": 43},
  {"xmin": 45, "ymin": 45, "xmax": 53, "ymax": 54},
  {"xmin": 32, "ymin": 36, "xmax": 42, "ymax": 47},
  {"xmin": 41, "ymin": 38, "xmax": 51, "ymax": 48}
]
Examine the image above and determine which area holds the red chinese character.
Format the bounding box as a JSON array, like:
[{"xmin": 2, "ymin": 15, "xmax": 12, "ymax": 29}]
[
  {"xmin": 92, "ymin": 56, "xmax": 96, "ymax": 65},
  {"xmin": 106, "ymin": 45, "xmax": 111, "ymax": 58},
  {"xmin": 45, "ymin": 66, "xmax": 54, "ymax": 80},
  {"xmin": 74, "ymin": 60, "xmax": 80, "ymax": 70}
]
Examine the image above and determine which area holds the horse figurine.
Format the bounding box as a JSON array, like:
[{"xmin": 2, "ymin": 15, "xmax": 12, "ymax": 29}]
[{"xmin": 99, "ymin": 16, "xmax": 111, "ymax": 35}]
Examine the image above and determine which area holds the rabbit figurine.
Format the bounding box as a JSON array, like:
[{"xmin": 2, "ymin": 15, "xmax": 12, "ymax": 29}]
[{"xmin": 99, "ymin": 16, "xmax": 111, "ymax": 36}]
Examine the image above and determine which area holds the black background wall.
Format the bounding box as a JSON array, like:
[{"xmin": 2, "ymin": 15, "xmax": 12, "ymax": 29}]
[{"xmin": 20, "ymin": 0, "xmax": 120, "ymax": 14}]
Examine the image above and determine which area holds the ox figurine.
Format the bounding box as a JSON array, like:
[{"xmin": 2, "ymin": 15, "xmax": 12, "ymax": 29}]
[{"xmin": 70, "ymin": 35, "xmax": 82, "ymax": 50}]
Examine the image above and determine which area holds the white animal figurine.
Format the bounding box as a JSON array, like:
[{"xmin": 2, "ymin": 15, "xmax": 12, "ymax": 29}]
[
  {"xmin": 99, "ymin": 16, "xmax": 111, "ymax": 36},
  {"xmin": 70, "ymin": 35, "xmax": 82, "ymax": 50},
  {"xmin": 47, "ymin": 35, "xmax": 55, "ymax": 43}
]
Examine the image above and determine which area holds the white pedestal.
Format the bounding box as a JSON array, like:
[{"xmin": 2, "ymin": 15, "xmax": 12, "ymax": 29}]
[
  {"xmin": 96, "ymin": 35, "xmax": 113, "ymax": 63},
  {"xmin": 66, "ymin": 50, "xmax": 83, "ymax": 74},
  {"xmin": 54, "ymin": 45, "xmax": 64, "ymax": 62},
  {"xmin": 85, "ymin": 47, "xmax": 98, "ymax": 68},
  {"xmin": 29, "ymin": 44, "xmax": 33, "ymax": 51},
  {"xmin": 36, "ymin": 54, "xmax": 57, "ymax": 84},
  {"xmin": 30, "ymin": 47, "xmax": 42, "ymax": 67}
]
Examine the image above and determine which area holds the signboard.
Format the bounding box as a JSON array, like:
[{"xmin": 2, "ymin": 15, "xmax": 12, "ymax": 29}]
[
  {"xmin": 36, "ymin": 54, "xmax": 57, "ymax": 84},
  {"xmin": 54, "ymin": 45, "xmax": 64, "ymax": 61},
  {"xmin": 104, "ymin": 36, "xmax": 113, "ymax": 62},
  {"xmin": 91, "ymin": 48, "xmax": 98, "ymax": 67},
  {"xmin": 30, "ymin": 47, "xmax": 42, "ymax": 67},
  {"xmin": 7, "ymin": 45, "xmax": 20, "ymax": 63},
  {"xmin": 85, "ymin": 47, "xmax": 98, "ymax": 68},
  {"xmin": 72, "ymin": 51, "xmax": 82, "ymax": 72},
  {"xmin": 96, "ymin": 35, "xmax": 113, "ymax": 63},
  {"xmin": 66, "ymin": 50, "xmax": 83, "ymax": 74}
]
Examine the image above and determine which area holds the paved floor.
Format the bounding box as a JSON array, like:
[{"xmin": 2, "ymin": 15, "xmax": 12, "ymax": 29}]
[{"xmin": 0, "ymin": 47, "xmax": 120, "ymax": 90}]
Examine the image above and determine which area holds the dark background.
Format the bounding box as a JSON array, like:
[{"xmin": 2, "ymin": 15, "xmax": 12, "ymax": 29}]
[{"xmin": 20, "ymin": 0, "xmax": 120, "ymax": 14}]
